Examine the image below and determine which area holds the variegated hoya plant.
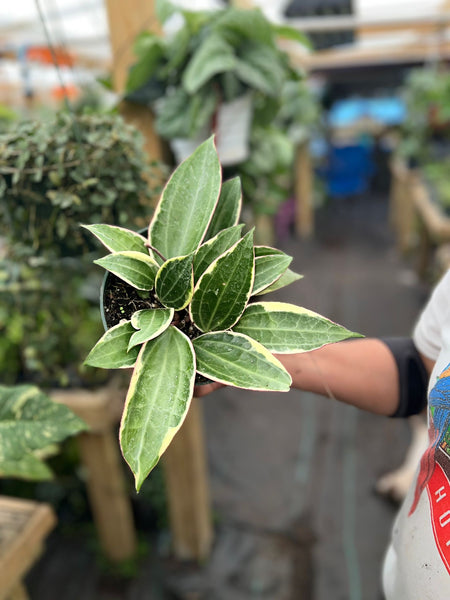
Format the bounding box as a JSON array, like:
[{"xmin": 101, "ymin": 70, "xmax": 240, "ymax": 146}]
[{"xmin": 83, "ymin": 137, "xmax": 360, "ymax": 490}]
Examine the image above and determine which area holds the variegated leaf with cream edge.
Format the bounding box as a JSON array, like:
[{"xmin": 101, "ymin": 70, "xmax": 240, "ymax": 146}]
[
  {"xmin": 94, "ymin": 251, "xmax": 159, "ymax": 290},
  {"xmin": 194, "ymin": 224, "xmax": 244, "ymax": 281},
  {"xmin": 83, "ymin": 135, "xmax": 363, "ymax": 490},
  {"xmin": 85, "ymin": 320, "xmax": 139, "ymax": 368},
  {"xmin": 190, "ymin": 230, "xmax": 255, "ymax": 332},
  {"xmin": 155, "ymin": 253, "xmax": 194, "ymax": 310},
  {"xmin": 0, "ymin": 384, "xmax": 87, "ymax": 480},
  {"xmin": 255, "ymin": 268, "xmax": 303, "ymax": 296},
  {"xmin": 193, "ymin": 331, "xmax": 291, "ymax": 391},
  {"xmin": 81, "ymin": 223, "xmax": 148, "ymax": 254},
  {"xmin": 252, "ymin": 246, "xmax": 293, "ymax": 295},
  {"xmin": 148, "ymin": 137, "xmax": 221, "ymax": 259},
  {"xmin": 120, "ymin": 327, "xmax": 196, "ymax": 491},
  {"xmin": 205, "ymin": 176, "xmax": 242, "ymax": 240},
  {"xmin": 129, "ymin": 308, "xmax": 174, "ymax": 350},
  {"xmin": 233, "ymin": 302, "xmax": 362, "ymax": 353}
]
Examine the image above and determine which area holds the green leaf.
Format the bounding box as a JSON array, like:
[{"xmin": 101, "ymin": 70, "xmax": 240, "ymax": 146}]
[
  {"xmin": 120, "ymin": 327, "xmax": 196, "ymax": 490},
  {"xmin": 234, "ymin": 43, "xmax": 284, "ymax": 95},
  {"xmin": 85, "ymin": 321, "xmax": 139, "ymax": 368},
  {"xmin": 156, "ymin": 0, "xmax": 177, "ymax": 24},
  {"xmin": 193, "ymin": 331, "xmax": 291, "ymax": 391},
  {"xmin": 156, "ymin": 86, "xmax": 218, "ymax": 139},
  {"xmin": 155, "ymin": 254, "xmax": 194, "ymax": 310},
  {"xmin": 272, "ymin": 24, "xmax": 312, "ymax": 49},
  {"xmin": 213, "ymin": 8, "xmax": 273, "ymax": 45},
  {"xmin": 129, "ymin": 308, "xmax": 174, "ymax": 350},
  {"xmin": 132, "ymin": 31, "xmax": 159, "ymax": 58},
  {"xmin": 94, "ymin": 251, "xmax": 159, "ymax": 290},
  {"xmin": 148, "ymin": 137, "xmax": 221, "ymax": 259},
  {"xmin": 190, "ymin": 230, "xmax": 254, "ymax": 332},
  {"xmin": 82, "ymin": 224, "xmax": 148, "ymax": 254},
  {"xmin": 252, "ymin": 246, "xmax": 292, "ymax": 295},
  {"xmin": 194, "ymin": 224, "xmax": 244, "ymax": 281},
  {"xmin": 205, "ymin": 177, "xmax": 242, "ymax": 240},
  {"xmin": 0, "ymin": 384, "xmax": 87, "ymax": 480},
  {"xmin": 0, "ymin": 452, "xmax": 53, "ymax": 481},
  {"xmin": 182, "ymin": 34, "xmax": 237, "ymax": 94},
  {"xmin": 233, "ymin": 302, "xmax": 363, "ymax": 353},
  {"xmin": 256, "ymin": 268, "xmax": 303, "ymax": 295},
  {"xmin": 126, "ymin": 37, "xmax": 165, "ymax": 93}
]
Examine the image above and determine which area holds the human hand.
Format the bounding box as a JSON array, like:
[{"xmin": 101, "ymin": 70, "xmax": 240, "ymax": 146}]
[{"xmin": 194, "ymin": 381, "xmax": 224, "ymax": 397}]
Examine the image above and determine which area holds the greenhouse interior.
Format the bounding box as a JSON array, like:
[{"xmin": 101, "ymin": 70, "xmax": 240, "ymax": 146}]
[{"xmin": 1, "ymin": 1, "xmax": 450, "ymax": 599}]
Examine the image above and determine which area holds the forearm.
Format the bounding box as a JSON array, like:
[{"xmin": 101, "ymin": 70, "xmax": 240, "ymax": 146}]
[{"xmin": 276, "ymin": 338, "xmax": 401, "ymax": 416}]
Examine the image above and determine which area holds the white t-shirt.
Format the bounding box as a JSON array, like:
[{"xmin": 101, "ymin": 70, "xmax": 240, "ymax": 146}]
[{"xmin": 383, "ymin": 269, "xmax": 450, "ymax": 599}]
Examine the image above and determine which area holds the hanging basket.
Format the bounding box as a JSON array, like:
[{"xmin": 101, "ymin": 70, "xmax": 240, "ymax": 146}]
[{"xmin": 171, "ymin": 93, "xmax": 253, "ymax": 166}]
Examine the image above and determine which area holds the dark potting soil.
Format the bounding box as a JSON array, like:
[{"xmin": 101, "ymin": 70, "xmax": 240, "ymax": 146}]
[
  {"xmin": 103, "ymin": 273, "xmax": 164, "ymax": 328},
  {"xmin": 103, "ymin": 274, "xmax": 210, "ymax": 384}
]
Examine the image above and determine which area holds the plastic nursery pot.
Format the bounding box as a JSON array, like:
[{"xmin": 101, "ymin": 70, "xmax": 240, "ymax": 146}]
[
  {"xmin": 100, "ymin": 270, "xmax": 108, "ymax": 332},
  {"xmin": 171, "ymin": 93, "xmax": 253, "ymax": 166},
  {"xmin": 99, "ymin": 227, "xmax": 156, "ymax": 331}
]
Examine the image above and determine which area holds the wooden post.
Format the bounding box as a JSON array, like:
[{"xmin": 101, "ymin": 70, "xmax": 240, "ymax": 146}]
[
  {"xmin": 162, "ymin": 398, "xmax": 212, "ymax": 561},
  {"xmin": 104, "ymin": 0, "xmax": 213, "ymax": 561},
  {"xmin": 51, "ymin": 385, "xmax": 137, "ymax": 563},
  {"xmin": 295, "ymin": 141, "xmax": 314, "ymax": 238},
  {"xmin": 104, "ymin": 0, "xmax": 165, "ymax": 162},
  {"xmin": 7, "ymin": 582, "xmax": 29, "ymax": 600},
  {"xmin": 389, "ymin": 158, "xmax": 417, "ymax": 254},
  {"xmin": 411, "ymin": 175, "xmax": 450, "ymax": 278},
  {"xmin": 76, "ymin": 431, "xmax": 137, "ymax": 563}
]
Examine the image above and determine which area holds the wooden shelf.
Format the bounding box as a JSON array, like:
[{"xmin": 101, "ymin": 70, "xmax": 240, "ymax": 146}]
[{"xmin": 0, "ymin": 497, "xmax": 56, "ymax": 600}]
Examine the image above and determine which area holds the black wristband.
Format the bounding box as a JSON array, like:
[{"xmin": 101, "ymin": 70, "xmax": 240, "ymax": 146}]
[{"xmin": 381, "ymin": 337, "xmax": 428, "ymax": 418}]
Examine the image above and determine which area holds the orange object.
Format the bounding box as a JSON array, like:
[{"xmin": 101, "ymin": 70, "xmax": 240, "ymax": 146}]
[
  {"xmin": 51, "ymin": 84, "xmax": 79, "ymax": 101},
  {"xmin": 26, "ymin": 46, "xmax": 74, "ymax": 67}
]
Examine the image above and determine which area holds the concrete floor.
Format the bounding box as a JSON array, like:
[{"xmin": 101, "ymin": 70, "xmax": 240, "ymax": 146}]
[{"xmin": 26, "ymin": 190, "xmax": 432, "ymax": 600}]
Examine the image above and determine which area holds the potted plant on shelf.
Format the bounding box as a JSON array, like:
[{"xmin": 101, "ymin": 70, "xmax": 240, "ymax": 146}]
[
  {"xmin": 84, "ymin": 137, "xmax": 361, "ymax": 491},
  {"xmin": 125, "ymin": 0, "xmax": 310, "ymax": 166}
]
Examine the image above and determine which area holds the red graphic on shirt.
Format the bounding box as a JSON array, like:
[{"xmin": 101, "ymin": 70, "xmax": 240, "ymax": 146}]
[
  {"xmin": 426, "ymin": 456, "xmax": 450, "ymax": 573},
  {"xmin": 409, "ymin": 364, "xmax": 450, "ymax": 515},
  {"xmin": 408, "ymin": 364, "xmax": 450, "ymax": 574}
]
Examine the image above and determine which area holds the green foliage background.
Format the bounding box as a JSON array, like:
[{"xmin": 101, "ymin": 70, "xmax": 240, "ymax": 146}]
[{"xmin": 0, "ymin": 111, "xmax": 165, "ymax": 387}]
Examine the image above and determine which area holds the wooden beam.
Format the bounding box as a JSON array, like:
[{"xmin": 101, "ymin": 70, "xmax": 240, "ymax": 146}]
[
  {"xmin": 295, "ymin": 40, "xmax": 450, "ymax": 71},
  {"xmin": 295, "ymin": 142, "xmax": 314, "ymax": 239},
  {"xmin": 287, "ymin": 13, "xmax": 450, "ymax": 34},
  {"xmin": 77, "ymin": 430, "xmax": 138, "ymax": 563},
  {"xmin": 389, "ymin": 158, "xmax": 418, "ymax": 255},
  {"xmin": 104, "ymin": 0, "xmax": 213, "ymax": 563},
  {"xmin": 104, "ymin": 0, "xmax": 164, "ymax": 162},
  {"xmin": 0, "ymin": 497, "xmax": 56, "ymax": 599},
  {"xmin": 52, "ymin": 384, "xmax": 138, "ymax": 563},
  {"xmin": 104, "ymin": 0, "xmax": 161, "ymax": 93},
  {"xmin": 162, "ymin": 398, "xmax": 213, "ymax": 561}
]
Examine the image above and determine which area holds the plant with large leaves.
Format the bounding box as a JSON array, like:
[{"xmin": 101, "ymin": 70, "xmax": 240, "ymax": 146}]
[
  {"xmin": 125, "ymin": 0, "xmax": 310, "ymax": 146},
  {"xmin": 0, "ymin": 384, "xmax": 87, "ymax": 480},
  {"xmin": 84, "ymin": 137, "xmax": 361, "ymax": 490}
]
